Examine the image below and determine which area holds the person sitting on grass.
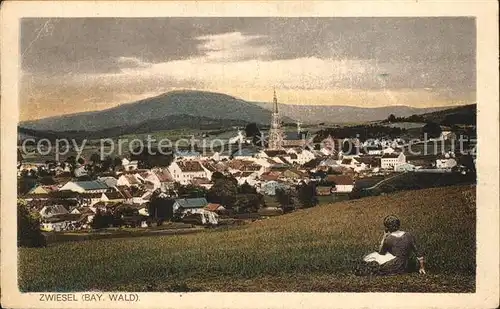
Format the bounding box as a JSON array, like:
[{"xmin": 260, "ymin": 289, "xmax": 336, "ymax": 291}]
[{"xmin": 355, "ymin": 215, "xmax": 426, "ymax": 276}]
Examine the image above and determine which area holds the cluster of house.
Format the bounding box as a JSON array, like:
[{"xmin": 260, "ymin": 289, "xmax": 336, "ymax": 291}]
[{"xmin": 19, "ymin": 131, "xmax": 469, "ymax": 232}]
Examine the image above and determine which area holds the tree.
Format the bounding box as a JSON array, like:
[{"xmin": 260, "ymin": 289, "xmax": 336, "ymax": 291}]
[
  {"xmin": 206, "ymin": 177, "xmax": 238, "ymax": 208},
  {"xmin": 245, "ymin": 123, "xmax": 263, "ymax": 146},
  {"xmin": 17, "ymin": 200, "xmax": 46, "ymax": 247},
  {"xmin": 239, "ymin": 182, "xmax": 257, "ymax": 194},
  {"xmin": 296, "ymin": 182, "xmax": 318, "ymax": 208},
  {"xmin": 90, "ymin": 209, "xmax": 113, "ymax": 229},
  {"xmin": 234, "ymin": 194, "xmax": 261, "ymax": 213},
  {"xmin": 149, "ymin": 195, "xmax": 175, "ymax": 223},
  {"xmin": 387, "ymin": 114, "xmax": 397, "ymax": 122},
  {"xmin": 422, "ymin": 122, "xmax": 442, "ymax": 139},
  {"xmin": 177, "ymin": 184, "xmax": 207, "ymax": 198},
  {"xmin": 101, "ymin": 155, "xmax": 113, "ymax": 172},
  {"xmin": 275, "ymin": 188, "xmax": 294, "ymax": 212},
  {"xmin": 112, "ymin": 157, "xmax": 123, "ymax": 171},
  {"xmin": 211, "ymin": 171, "xmax": 225, "ymax": 183}
]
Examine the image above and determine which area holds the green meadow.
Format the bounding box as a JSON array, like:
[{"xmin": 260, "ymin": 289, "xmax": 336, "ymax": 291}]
[{"xmin": 19, "ymin": 185, "xmax": 475, "ymax": 292}]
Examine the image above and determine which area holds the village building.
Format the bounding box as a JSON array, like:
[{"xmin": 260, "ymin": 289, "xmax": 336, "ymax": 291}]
[
  {"xmin": 168, "ymin": 161, "xmax": 208, "ymax": 185},
  {"xmin": 121, "ymin": 158, "xmax": 138, "ymax": 171},
  {"xmin": 326, "ymin": 175, "xmax": 355, "ymax": 193},
  {"xmin": 59, "ymin": 180, "xmax": 110, "ymax": 194},
  {"xmin": 260, "ymin": 180, "xmax": 289, "ymax": 196},
  {"xmin": 39, "ymin": 204, "xmax": 69, "ymax": 218},
  {"xmin": 204, "ymin": 203, "xmax": 226, "ymax": 213},
  {"xmin": 380, "ymin": 153, "xmax": 406, "ymax": 170},
  {"xmin": 27, "ymin": 185, "xmax": 59, "ymax": 195},
  {"xmin": 173, "ymin": 197, "xmax": 209, "ymax": 213},
  {"xmin": 98, "ymin": 176, "xmax": 118, "ymax": 188},
  {"xmin": 436, "ymin": 152, "xmax": 458, "ymax": 169},
  {"xmin": 116, "ymin": 173, "xmax": 143, "ymax": 187},
  {"xmin": 151, "ymin": 168, "xmax": 175, "ymax": 191}
]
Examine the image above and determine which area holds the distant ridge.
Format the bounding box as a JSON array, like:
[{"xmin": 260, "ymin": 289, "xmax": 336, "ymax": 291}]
[
  {"xmin": 21, "ymin": 90, "xmax": 293, "ymax": 132},
  {"xmin": 21, "ymin": 90, "xmax": 465, "ymax": 132},
  {"xmin": 252, "ymin": 102, "xmax": 452, "ymax": 124}
]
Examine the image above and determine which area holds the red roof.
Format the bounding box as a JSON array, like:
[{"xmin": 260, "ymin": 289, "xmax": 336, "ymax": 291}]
[
  {"xmin": 326, "ymin": 175, "xmax": 354, "ymax": 185},
  {"xmin": 154, "ymin": 169, "xmax": 174, "ymax": 182},
  {"xmin": 178, "ymin": 161, "xmax": 205, "ymax": 172},
  {"xmin": 205, "ymin": 203, "xmax": 223, "ymax": 212}
]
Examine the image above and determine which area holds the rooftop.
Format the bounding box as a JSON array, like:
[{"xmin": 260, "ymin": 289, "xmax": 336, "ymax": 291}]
[{"xmin": 174, "ymin": 198, "xmax": 209, "ymax": 209}]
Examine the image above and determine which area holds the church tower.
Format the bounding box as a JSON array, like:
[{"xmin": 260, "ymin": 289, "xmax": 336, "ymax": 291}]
[{"xmin": 267, "ymin": 89, "xmax": 284, "ymax": 150}]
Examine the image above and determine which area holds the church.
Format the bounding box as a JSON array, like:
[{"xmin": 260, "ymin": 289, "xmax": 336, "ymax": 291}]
[{"xmin": 267, "ymin": 90, "xmax": 311, "ymax": 150}]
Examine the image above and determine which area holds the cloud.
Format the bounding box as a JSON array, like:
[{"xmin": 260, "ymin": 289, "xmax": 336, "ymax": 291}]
[{"xmin": 197, "ymin": 32, "xmax": 271, "ymax": 62}]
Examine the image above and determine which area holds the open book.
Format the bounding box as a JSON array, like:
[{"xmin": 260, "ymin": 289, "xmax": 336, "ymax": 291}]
[{"xmin": 363, "ymin": 252, "xmax": 396, "ymax": 265}]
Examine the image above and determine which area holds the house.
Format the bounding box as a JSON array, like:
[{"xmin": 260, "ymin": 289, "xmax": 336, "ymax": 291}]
[
  {"xmin": 40, "ymin": 214, "xmax": 83, "ymax": 232},
  {"xmin": 98, "ymin": 176, "xmax": 118, "ymax": 188},
  {"xmin": 339, "ymin": 157, "xmax": 359, "ymax": 169},
  {"xmin": 173, "ymin": 198, "xmax": 209, "ymax": 213},
  {"xmin": 116, "ymin": 173, "xmax": 143, "ymax": 187},
  {"xmin": 316, "ymin": 185, "xmax": 333, "ymax": 196},
  {"xmin": 102, "ymin": 191, "xmax": 126, "ymax": 203},
  {"xmin": 260, "ymin": 171, "xmax": 282, "ymax": 182},
  {"xmin": 70, "ymin": 206, "xmax": 96, "ymax": 225},
  {"xmin": 168, "ymin": 161, "xmax": 208, "ymax": 185},
  {"xmin": 382, "ymin": 147, "xmax": 396, "ymax": 155},
  {"xmin": 261, "ymin": 181, "xmax": 289, "ymax": 196},
  {"xmin": 79, "ymin": 192, "xmax": 107, "ymax": 207},
  {"xmin": 138, "ymin": 170, "xmax": 162, "ymax": 191},
  {"xmin": 27, "ymin": 185, "xmax": 59, "ymax": 195},
  {"xmin": 121, "ymin": 158, "xmax": 138, "ymax": 171},
  {"xmin": 380, "ymin": 153, "xmax": 406, "ymax": 170},
  {"xmin": 394, "ymin": 163, "xmax": 416, "ymax": 172},
  {"xmin": 233, "ymin": 171, "xmax": 259, "ymax": 186},
  {"xmin": 131, "ymin": 190, "xmax": 153, "ymax": 204},
  {"xmin": 39, "ymin": 204, "xmax": 69, "ymax": 218},
  {"xmin": 436, "ymin": 153, "xmax": 458, "ymax": 169},
  {"xmin": 204, "ymin": 203, "xmax": 226, "ymax": 213},
  {"xmin": 59, "ymin": 180, "xmax": 109, "ymax": 193},
  {"xmin": 326, "ymin": 175, "xmax": 354, "ymax": 193},
  {"xmin": 191, "ymin": 177, "xmax": 214, "ymax": 190},
  {"xmin": 152, "ymin": 168, "xmax": 175, "ymax": 191},
  {"xmin": 406, "ymin": 155, "xmax": 437, "ymax": 169},
  {"xmin": 282, "ymin": 169, "xmax": 309, "ymax": 181},
  {"xmin": 258, "ymin": 149, "xmax": 288, "ymax": 159}
]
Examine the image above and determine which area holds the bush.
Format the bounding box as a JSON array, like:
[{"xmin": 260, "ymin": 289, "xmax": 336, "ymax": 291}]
[{"xmin": 18, "ymin": 200, "xmax": 46, "ymax": 248}]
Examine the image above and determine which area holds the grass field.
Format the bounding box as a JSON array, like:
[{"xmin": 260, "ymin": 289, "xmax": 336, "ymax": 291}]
[{"xmin": 18, "ymin": 185, "xmax": 476, "ymax": 292}]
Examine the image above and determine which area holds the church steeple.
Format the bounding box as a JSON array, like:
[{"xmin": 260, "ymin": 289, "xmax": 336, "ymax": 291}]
[
  {"xmin": 268, "ymin": 88, "xmax": 284, "ymax": 150},
  {"xmin": 273, "ymin": 88, "xmax": 278, "ymax": 114}
]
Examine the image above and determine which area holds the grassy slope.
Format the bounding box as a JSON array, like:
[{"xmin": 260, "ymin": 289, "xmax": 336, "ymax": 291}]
[{"xmin": 19, "ymin": 185, "xmax": 476, "ymax": 292}]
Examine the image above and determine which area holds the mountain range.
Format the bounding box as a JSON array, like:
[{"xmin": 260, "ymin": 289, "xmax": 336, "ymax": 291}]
[{"xmin": 21, "ymin": 90, "xmax": 458, "ymax": 132}]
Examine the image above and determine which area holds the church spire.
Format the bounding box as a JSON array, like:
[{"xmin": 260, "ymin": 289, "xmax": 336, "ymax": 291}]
[{"xmin": 273, "ymin": 88, "xmax": 278, "ymax": 113}]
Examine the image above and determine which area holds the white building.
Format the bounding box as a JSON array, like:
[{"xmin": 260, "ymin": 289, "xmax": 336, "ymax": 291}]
[
  {"xmin": 381, "ymin": 152, "xmax": 406, "ymax": 170},
  {"xmin": 121, "ymin": 158, "xmax": 138, "ymax": 171},
  {"xmin": 436, "ymin": 152, "xmax": 458, "ymax": 169},
  {"xmin": 59, "ymin": 180, "xmax": 109, "ymax": 193},
  {"xmin": 168, "ymin": 161, "xmax": 209, "ymax": 185}
]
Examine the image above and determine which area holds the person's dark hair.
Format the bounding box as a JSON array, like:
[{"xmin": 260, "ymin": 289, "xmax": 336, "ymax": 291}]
[{"xmin": 383, "ymin": 215, "xmax": 401, "ymax": 232}]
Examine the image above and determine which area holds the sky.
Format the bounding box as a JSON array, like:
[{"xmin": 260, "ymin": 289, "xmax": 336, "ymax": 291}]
[{"xmin": 20, "ymin": 17, "xmax": 476, "ymax": 121}]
